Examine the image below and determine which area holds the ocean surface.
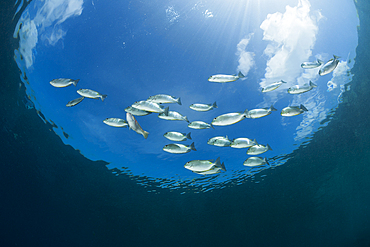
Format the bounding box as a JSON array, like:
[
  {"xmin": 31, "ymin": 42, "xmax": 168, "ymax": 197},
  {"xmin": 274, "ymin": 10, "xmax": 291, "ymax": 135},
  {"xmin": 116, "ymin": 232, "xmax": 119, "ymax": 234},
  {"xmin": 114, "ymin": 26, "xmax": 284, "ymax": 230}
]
[{"xmin": 1, "ymin": 0, "xmax": 370, "ymax": 246}]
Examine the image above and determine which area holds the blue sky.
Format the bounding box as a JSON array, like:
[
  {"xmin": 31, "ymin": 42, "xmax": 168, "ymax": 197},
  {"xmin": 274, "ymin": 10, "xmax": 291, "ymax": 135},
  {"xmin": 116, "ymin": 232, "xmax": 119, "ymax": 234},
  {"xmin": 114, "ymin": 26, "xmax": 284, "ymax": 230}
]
[{"xmin": 14, "ymin": 0, "xmax": 359, "ymax": 190}]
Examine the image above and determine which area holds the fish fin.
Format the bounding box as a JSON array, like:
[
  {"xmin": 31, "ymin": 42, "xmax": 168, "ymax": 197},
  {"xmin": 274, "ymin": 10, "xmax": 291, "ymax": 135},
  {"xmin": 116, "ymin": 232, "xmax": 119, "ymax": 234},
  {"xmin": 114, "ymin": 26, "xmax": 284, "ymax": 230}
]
[
  {"xmin": 101, "ymin": 94, "xmax": 108, "ymax": 102},
  {"xmin": 243, "ymin": 109, "xmax": 249, "ymax": 116},
  {"xmin": 73, "ymin": 79, "xmax": 80, "ymax": 86},
  {"xmin": 143, "ymin": 131, "xmax": 149, "ymax": 139},
  {"xmin": 184, "ymin": 116, "xmax": 190, "ymax": 123},
  {"xmin": 300, "ymin": 104, "xmax": 308, "ymax": 111},
  {"xmin": 263, "ymin": 158, "xmax": 270, "ymax": 166},
  {"xmin": 211, "ymin": 124, "xmax": 215, "ymax": 129},
  {"xmin": 190, "ymin": 142, "xmax": 196, "ymax": 151},
  {"xmin": 214, "ymin": 157, "xmax": 221, "ymax": 167},
  {"xmin": 270, "ymin": 105, "xmax": 277, "ymax": 111},
  {"xmin": 267, "ymin": 144, "xmax": 272, "ymax": 151},
  {"xmin": 310, "ymin": 81, "xmax": 317, "ymax": 88},
  {"xmin": 254, "ymin": 139, "xmax": 258, "ymax": 145},
  {"xmin": 238, "ymin": 71, "xmax": 245, "ymax": 78},
  {"xmin": 333, "ymin": 55, "xmax": 340, "ymax": 60},
  {"xmin": 177, "ymin": 97, "xmax": 182, "ymax": 105},
  {"xmin": 213, "ymin": 102, "xmax": 218, "ymax": 108},
  {"xmin": 317, "ymin": 59, "xmax": 324, "ymax": 64},
  {"xmin": 163, "ymin": 107, "xmax": 169, "ymax": 116},
  {"xmin": 281, "ymin": 80, "xmax": 287, "ymax": 83},
  {"xmin": 221, "ymin": 162, "xmax": 226, "ymax": 171},
  {"xmin": 186, "ymin": 132, "xmax": 192, "ymax": 140}
]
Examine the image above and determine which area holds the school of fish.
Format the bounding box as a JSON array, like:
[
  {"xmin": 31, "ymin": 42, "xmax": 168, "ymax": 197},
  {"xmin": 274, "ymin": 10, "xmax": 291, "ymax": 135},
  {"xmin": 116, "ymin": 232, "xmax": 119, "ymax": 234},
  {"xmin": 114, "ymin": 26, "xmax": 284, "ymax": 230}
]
[{"xmin": 50, "ymin": 55, "xmax": 340, "ymax": 175}]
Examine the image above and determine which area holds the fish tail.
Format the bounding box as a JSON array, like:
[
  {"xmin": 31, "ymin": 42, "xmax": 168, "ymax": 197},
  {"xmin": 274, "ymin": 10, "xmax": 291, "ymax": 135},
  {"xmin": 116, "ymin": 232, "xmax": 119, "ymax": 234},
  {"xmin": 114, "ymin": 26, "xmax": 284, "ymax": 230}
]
[
  {"xmin": 101, "ymin": 94, "xmax": 108, "ymax": 102},
  {"xmin": 281, "ymin": 80, "xmax": 287, "ymax": 83},
  {"xmin": 243, "ymin": 109, "xmax": 249, "ymax": 116},
  {"xmin": 317, "ymin": 59, "xmax": 324, "ymax": 64},
  {"xmin": 221, "ymin": 162, "xmax": 226, "ymax": 171},
  {"xmin": 267, "ymin": 144, "xmax": 273, "ymax": 151},
  {"xmin": 238, "ymin": 71, "xmax": 245, "ymax": 78},
  {"xmin": 186, "ymin": 132, "xmax": 192, "ymax": 140},
  {"xmin": 213, "ymin": 102, "xmax": 218, "ymax": 108},
  {"xmin": 300, "ymin": 104, "xmax": 308, "ymax": 111},
  {"xmin": 211, "ymin": 124, "xmax": 215, "ymax": 129},
  {"xmin": 163, "ymin": 107, "xmax": 169, "ymax": 116},
  {"xmin": 310, "ymin": 81, "xmax": 317, "ymax": 87},
  {"xmin": 143, "ymin": 131, "xmax": 149, "ymax": 139},
  {"xmin": 270, "ymin": 105, "xmax": 277, "ymax": 111},
  {"xmin": 333, "ymin": 55, "xmax": 340, "ymax": 60},
  {"xmin": 177, "ymin": 97, "xmax": 182, "ymax": 105},
  {"xmin": 264, "ymin": 158, "xmax": 270, "ymax": 166},
  {"xmin": 190, "ymin": 142, "xmax": 197, "ymax": 151},
  {"xmin": 184, "ymin": 116, "xmax": 190, "ymax": 123},
  {"xmin": 73, "ymin": 79, "xmax": 80, "ymax": 86}
]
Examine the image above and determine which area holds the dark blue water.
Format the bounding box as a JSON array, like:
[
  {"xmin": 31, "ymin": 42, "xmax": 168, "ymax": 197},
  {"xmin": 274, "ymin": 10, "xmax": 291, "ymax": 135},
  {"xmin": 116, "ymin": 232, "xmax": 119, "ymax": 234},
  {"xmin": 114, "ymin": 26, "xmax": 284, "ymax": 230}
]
[{"xmin": 1, "ymin": 0, "xmax": 370, "ymax": 246}]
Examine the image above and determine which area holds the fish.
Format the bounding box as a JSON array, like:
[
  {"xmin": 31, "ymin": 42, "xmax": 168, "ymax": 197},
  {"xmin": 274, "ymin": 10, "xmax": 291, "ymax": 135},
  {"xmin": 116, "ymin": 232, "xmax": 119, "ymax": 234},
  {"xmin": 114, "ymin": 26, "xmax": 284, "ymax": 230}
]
[
  {"xmin": 77, "ymin": 89, "xmax": 107, "ymax": 101},
  {"xmin": 50, "ymin": 78, "xmax": 79, "ymax": 88},
  {"xmin": 188, "ymin": 121, "xmax": 214, "ymax": 129},
  {"xmin": 211, "ymin": 109, "xmax": 248, "ymax": 126},
  {"xmin": 208, "ymin": 71, "xmax": 245, "ymax": 83},
  {"xmin": 163, "ymin": 132, "xmax": 191, "ymax": 142},
  {"xmin": 184, "ymin": 157, "xmax": 226, "ymax": 172},
  {"xmin": 103, "ymin": 118, "xmax": 128, "ymax": 128},
  {"xmin": 230, "ymin": 138, "xmax": 256, "ymax": 149},
  {"xmin": 124, "ymin": 106, "xmax": 152, "ymax": 116},
  {"xmin": 132, "ymin": 100, "xmax": 169, "ymax": 114},
  {"xmin": 126, "ymin": 112, "xmax": 149, "ymax": 139},
  {"xmin": 158, "ymin": 111, "xmax": 189, "ymax": 122},
  {"xmin": 163, "ymin": 142, "xmax": 196, "ymax": 154},
  {"xmin": 147, "ymin": 94, "xmax": 181, "ymax": 105},
  {"xmin": 319, "ymin": 55, "xmax": 340, "ymax": 76},
  {"xmin": 243, "ymin": 157, "xmax": 269, "ymax": 167},
  {"xmin": 66, "ymin": 96, "xmax": 84, "ymax": 107},
  {"xmin": 245, "ymin": 106, "xmax": 277, "ymax": 119},
  {"xmin": 193, "ymin": 166, "xmax": 224, "ymax": 175},
  {"xmin": 261, "ymin": 80, "xmax": 287, "ymax": 93},
  {"xmin": 189, "ymin": 102, "xmax": 217, "ymax": 112},
  {"xmin": 281, "ymin": 104, "xmax": 308, "ymax": 117},
  {"xmin": 287, "ymin": 81, "xmax": 317, "ymax": 94},
  {"xmin": 301, "ymin": 59, "xmax": 324, "ymax": 69},
  {"xmin": 247, "ymin": 142, "xmax": 272, "ymax": 155},
  {"xmin": 207, "ymin": 136, "xmax": 231, "ymax": 147}
]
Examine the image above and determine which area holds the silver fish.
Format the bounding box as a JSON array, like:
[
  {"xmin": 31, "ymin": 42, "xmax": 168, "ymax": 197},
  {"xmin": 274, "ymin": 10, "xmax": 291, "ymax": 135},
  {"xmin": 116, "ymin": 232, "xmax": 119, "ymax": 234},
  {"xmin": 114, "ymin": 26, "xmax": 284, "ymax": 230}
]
[
  {"xmin": 124, "ymin": 106, "xmax": 152, "ymax": 116},
  {"xmin": 77, "ymin": 89, "xmax": 107, "ymax": 101},
  {"xmin": 126, "ymin": 112, "xmax": 149, "ymax": 139},
  {"xmin": 189, "ymin": 102, "xmax": 217, "ymax": 112},
  {"xmin": 147, "ymin": 94, "xmax": 181, "ymax": 105},
  {"xmin": 163, "ymin": 132, "xmax": 191, "ymax": 142},
  {"xmin": 163, "ymin": 142, "xmax": 196, "ymax": 154},
  {"xmin": 208, "ymin": 71, "xmax": 245, "ymax": 83},
  {"xmin": 194, "ymin": 166, "xmax": 224, "ymax": 175},
  {"xmin": 281, "ymin": 104, "xmax": 308, "ymax": 117},
  {"xmin": 246, "ymin": 106, "xmax": 277, "ymax": 119},
  {"xmin": 132, "ymin": 100, "xmax": 169, "ymax": 114},
  {"xmin": 50, "ymin": 78, "xmax": 79, "ymax": 88},
  {"xmin": 211, "ymin": 109, "xmax": 248, "ymax": 126},
  {"xmin": 188, "ymin": 121, "xmax": 214, "ymax": 129},
  {"xmin": 158, "ymin": 111, "xmax": 189, "ymax": 122},
  {"xmin": 261, "ymin": 80, "xmax": 287, "ymax": 93},
  {"xmin": 247, "ymin": 143, "xmax": 272, "ymax": 155},
  {"xmin": 207, "ymin": 136, "xmax": 231, "ymax": 147},
  {"xmin": 230, "ymin": 138, "xmax": 256, "ymax": 149},
  {"xmin": 66, "ymin": 96, "xmax": 84, "ymax": 107},
  {"xmin": 319, "ymin": 55, "xmax": 340, "ymax": 76},
  {"xmin": 301, "ymin": 59, "xmax": 324, "ymax": 69},
  {"xmin": 184, "ymin": 157, "xmax": 226, "ymax": 172},
  {"xmin": 103, "ymin": 118, "xmax": 128, "ymax": 128},
  {"xmin": 287, "ymin": 81, "xmax": 317, "ymax": 94},
  {"xmin": 243, "ymin": 157, "xmax": 269, "ymax": 167}
]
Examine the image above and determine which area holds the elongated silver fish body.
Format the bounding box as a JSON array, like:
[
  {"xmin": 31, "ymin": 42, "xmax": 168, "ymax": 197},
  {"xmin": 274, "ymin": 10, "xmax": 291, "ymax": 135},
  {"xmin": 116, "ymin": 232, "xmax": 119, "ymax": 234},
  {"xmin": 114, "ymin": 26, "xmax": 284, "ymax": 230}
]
[
  {"xmin": 184, "ymin": 157, "xmax": 225, "ymax": 172},
  {"xmin": 132, "ymin": 100, "xmax": 168, "ymax": 113},
  {"xmin": 158, "ymin": 111, "xmax": 189, "ymax": 122},
  {"xmin": 208, "ymin": 71, "xmax": 244, "ymax": 83},
  {"xmin": 188, "ymin": 121, "xmax": 213, "ymax": 129},
  {"xmin": 50, "ymin": 78, "xmax": 79, "ymax": 88},
  {"xmin": 230, "ymin": 138, "xmax": 256, "ymax": 148},
  {"xmin": 301, "ymin": 59, "xmax": 323, "ymax": 69},
  {"xmin": 103, "ymin": 118, "xmax": 128, "ymax": 127},
  {"xmin": 147, "ymin": 94, "xmax": 181, "ymax": 105},
  {"xmin": 194, "ymin": 166, "xmax": 223, "ymax": 175},
  {"xmin": 77, "ymin": 89, "xmax": 107, "ymax": 101},
  {"xmin": 189, "ymin": 102, "xmax": 217, "ymax": 112},
  {"xmin": 212, "ymin": 109, "xmax": 248, "ymax": 126},
  {"xmin": 163, "ymin": 132, "xmax": 191, "ymax": 141},
  {"xmin": 287, "ymin": 81, "xmax": 317, "ymax": 94},
  {"xmin": 281, "ymin": 104, "xmax": 308, "ymax": 117},
  {"xmin": 243, "ymin": 157, "xmax": 269, "ymax": 167},
  {"xmin": 207, "ymin": 136, "xmax": 231, "ymax": 147},
  {"xmin": 66, "ymin": 96, "xmax": 84, "ymax": 107},
  {"xmin": 246, "ymin": 106, "xmax": 277, "ymax": 119},
  {"xmin": 126, "ymin": 113, "xmax": 149, "ymax": 139},
  {"xmin": 261, "ymin": 80, "xmax": 287, "ymax": 93},
  {"xmin": 247, "ymin": 143, "xmax": 272, "ymax": 155},
  {"xmin": 124, "ymin": 106, "xmax": 152, "ymax": 116},
  {"xmin": 319, "ymin": 55, "xmax": 340, "ymax": 76},
  {"xmin": 163, "ymin": 142, "xmax": 196, "ymax": 154}
]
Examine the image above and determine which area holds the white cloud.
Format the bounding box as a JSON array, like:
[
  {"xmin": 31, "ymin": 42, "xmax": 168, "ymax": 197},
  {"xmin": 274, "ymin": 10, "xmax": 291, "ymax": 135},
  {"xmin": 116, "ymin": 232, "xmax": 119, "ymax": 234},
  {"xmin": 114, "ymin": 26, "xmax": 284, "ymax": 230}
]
[{"xmin": 236, "ymin": 34, "xmax": 255, "ymax": 77}]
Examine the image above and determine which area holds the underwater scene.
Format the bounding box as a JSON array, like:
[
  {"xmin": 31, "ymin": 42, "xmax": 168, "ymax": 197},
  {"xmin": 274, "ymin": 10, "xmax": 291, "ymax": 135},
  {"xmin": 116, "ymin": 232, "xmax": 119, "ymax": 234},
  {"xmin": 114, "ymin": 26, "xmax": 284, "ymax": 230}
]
[{"xmin": 1, "ymin": 0, "xmax": 370, "ymax": 246}]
